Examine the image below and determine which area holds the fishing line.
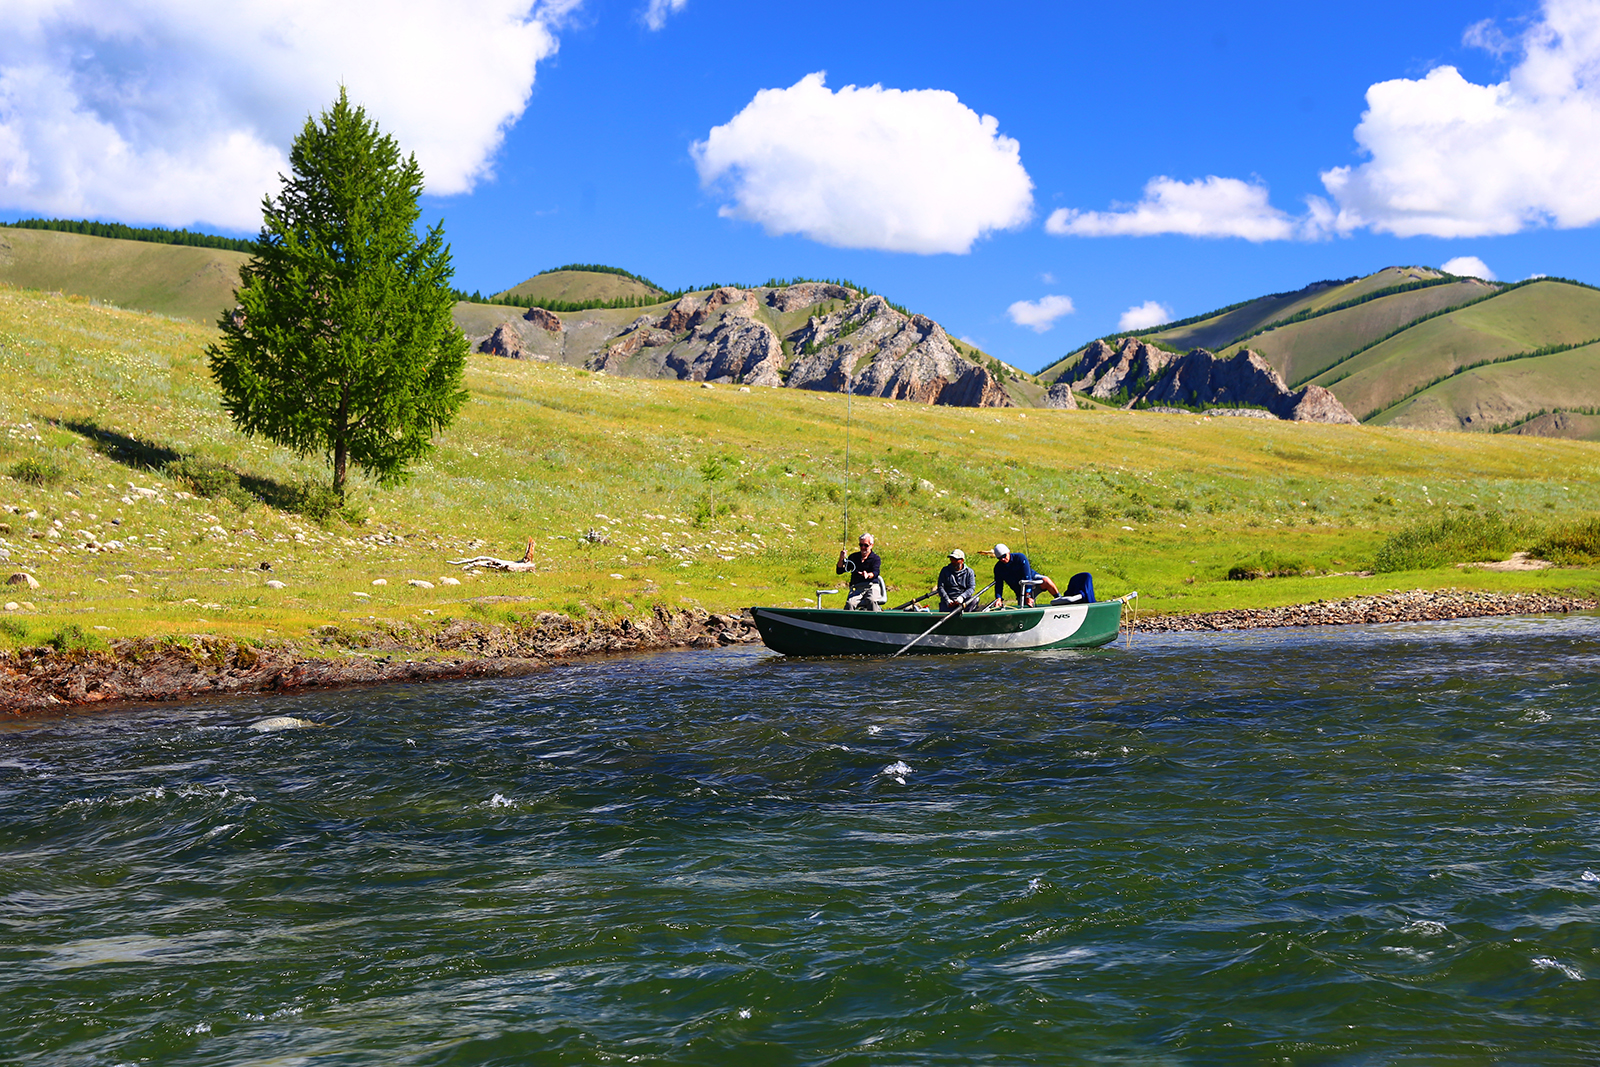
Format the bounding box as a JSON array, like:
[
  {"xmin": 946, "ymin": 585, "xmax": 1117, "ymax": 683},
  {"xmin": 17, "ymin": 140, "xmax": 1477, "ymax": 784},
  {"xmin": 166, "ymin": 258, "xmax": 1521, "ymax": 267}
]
[{"xmin": 842, "ymin": 361, "xmax": 852, "ymax": 550}]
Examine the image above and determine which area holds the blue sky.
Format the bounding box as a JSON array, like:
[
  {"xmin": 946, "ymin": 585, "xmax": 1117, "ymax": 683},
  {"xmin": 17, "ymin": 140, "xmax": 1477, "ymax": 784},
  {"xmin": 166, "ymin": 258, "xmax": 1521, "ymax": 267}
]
[{"xmin": 3, "ymin": 0, "xmax": 1597, "ymax": 371}]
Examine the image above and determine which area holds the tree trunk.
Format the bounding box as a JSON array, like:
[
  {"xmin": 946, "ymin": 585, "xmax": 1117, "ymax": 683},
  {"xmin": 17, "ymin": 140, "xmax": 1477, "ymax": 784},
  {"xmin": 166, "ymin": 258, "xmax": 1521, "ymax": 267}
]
[{"xmin": 333, "ymin": 383, "xmax": 349, "ymax": 497}]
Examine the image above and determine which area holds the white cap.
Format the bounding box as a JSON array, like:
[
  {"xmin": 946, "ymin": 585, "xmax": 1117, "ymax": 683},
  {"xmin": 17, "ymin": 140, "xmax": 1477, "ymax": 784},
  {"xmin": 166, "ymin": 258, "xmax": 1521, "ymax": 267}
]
[
  {"xmin": 993, "ymin": 543, "xmax": 1009, "ymax": 557},
  {"xmin": 948, "ymin": 548, "xmax": 965, "ymax": 559}
]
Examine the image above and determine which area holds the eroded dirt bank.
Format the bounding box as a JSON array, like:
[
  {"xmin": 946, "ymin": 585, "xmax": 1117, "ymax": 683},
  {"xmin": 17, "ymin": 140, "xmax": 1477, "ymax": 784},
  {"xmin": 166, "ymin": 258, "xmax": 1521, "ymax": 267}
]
[{"xmin": 0, "ymin": 608, "xmax": 760, "ymax": 716}]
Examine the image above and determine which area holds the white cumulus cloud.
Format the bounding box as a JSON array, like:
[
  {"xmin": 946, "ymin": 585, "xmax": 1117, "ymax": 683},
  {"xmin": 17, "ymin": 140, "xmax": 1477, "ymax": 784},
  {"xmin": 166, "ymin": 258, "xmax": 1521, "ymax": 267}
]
[
  {"xmin": 642, "ymin": 0, "xmax": 687, "ymax": 30},
  {"xmin": 1319, "ymin": 0, "xmax": 1600, "ymax": 237},
  {"xmin": 1118, "ymin": 300, "xmax": 1174, "ymax": 331},
  {"xmin": 692, "ymin": 72, "xmax": 1034, "ymax": 254},
  {"xmin": 1045, "ymin": 176, "xmax": 1298, "ymax": 241},
  {"xmin": 1007, "ymin": 295, "xmax": 1075, "ymax": 332},
  {"xmin": 0, "ymin": 0, "xmax": 571, "ymax": 230},
  {"xmin": 1441, "ymin": 256, "xmax": 1497, "ymax": 280}
]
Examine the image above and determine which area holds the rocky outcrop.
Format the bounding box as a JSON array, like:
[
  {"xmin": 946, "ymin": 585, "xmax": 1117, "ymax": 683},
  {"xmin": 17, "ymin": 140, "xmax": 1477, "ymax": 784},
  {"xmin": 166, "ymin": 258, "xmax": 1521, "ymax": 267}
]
[
  {"xmin": 785, "ymin": 296, "xmax": 1013, "ymax": 407},
  {"xmin": 1041, "ymin": 383, "xmax": 1078, "ymax": 409},
  {"xmin": 1281, "ymin": 383, "xmax": 1359, "ymax": 424},
  {"xmin": 660, "ymin": 316, "xmax": 784, "ymax": 386},
  {"xmin": 480, "ymin": 322, "xmax": 526, "ymax": 359},
  {"xmin": 1062, "ymin": 337, "xmax": 1359, "ymax": 424},
  {"xmin": 1066, "ymin": 337, "xmax": 1175, "ymax": 400},
  {"xmin": 523, "ymin": 307, "xmax": 564, "ymax": 332},
  {"xmin": 766, "ymin": 282, "xmax": 855, "ymax": 313},
  {"xmin": 465, "ymin": 282, "xmax": 1017, "ymax": 409}
]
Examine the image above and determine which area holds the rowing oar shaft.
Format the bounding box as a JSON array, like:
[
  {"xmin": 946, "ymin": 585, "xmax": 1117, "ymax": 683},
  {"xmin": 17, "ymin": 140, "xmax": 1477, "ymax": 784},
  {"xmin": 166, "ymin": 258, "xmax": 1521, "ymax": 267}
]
[
  {"xmin": 890, "ymin": 589, "xmax": 937, "ymax": 611},
  {"xmin": 891, "ymin": 581, "xmax": 994, "ymax": 658}
]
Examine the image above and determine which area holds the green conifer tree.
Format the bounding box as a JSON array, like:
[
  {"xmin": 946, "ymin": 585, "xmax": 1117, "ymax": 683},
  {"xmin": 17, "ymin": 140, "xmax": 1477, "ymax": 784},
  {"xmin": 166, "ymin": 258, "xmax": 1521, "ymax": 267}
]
[{"xmin": 208, "ymin": 89, "xmax": 468, "ymax": 498}]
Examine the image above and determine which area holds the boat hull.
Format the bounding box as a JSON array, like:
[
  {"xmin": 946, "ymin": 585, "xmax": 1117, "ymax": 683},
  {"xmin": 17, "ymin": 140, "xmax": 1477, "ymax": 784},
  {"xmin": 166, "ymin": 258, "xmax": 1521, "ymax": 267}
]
[{"xmin": 750, "ymin": 601, "xmax": 1124, "ymax": 657}]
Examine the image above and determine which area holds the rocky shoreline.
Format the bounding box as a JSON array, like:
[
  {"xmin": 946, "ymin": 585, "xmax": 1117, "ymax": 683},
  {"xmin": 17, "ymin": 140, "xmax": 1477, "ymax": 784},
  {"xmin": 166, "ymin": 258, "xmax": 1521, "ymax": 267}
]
[
  {"xmin": 3, "ymin": 591, "xmax": 1594, "ymax": 717},
  {"xmin": 1131, "ymin": 589, "xmax": 1596, "ymax": 632},
  {"xmin": 0, "ymin": 608, "xmax": 762, "ymax": 717}
]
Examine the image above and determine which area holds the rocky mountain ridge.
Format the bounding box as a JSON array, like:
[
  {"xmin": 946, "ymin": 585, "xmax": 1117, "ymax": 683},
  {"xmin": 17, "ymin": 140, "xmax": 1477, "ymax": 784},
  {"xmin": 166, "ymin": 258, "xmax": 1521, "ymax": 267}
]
[
  {"xmin": 1057, "ymin": 337, "xmax": 1359, "ymax": 423},
  {"xmin": 465, "ymin": 282, "xmax": 1017, "ymax": 408}
]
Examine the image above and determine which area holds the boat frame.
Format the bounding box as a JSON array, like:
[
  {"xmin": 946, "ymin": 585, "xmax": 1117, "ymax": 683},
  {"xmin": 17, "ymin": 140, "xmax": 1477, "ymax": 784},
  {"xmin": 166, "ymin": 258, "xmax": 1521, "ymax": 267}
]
[{"xmin": 750, "ymin": 597, "xmax": 1127, "ymax": 657}]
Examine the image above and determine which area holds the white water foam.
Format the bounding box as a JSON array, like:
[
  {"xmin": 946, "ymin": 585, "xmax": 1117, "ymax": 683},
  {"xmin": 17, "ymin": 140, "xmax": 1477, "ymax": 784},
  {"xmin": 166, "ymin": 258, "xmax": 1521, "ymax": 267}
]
[
  {"xmin": 1532, "ymin": 957, "xmax": 1585, "ymax": 980},
  {"xmin": 488, "ymin": 793, "xmax": 515, "ymax": 808},
  {"xmin": 879, "ymin": 761, "xmax": 913, "ymax": 784}
]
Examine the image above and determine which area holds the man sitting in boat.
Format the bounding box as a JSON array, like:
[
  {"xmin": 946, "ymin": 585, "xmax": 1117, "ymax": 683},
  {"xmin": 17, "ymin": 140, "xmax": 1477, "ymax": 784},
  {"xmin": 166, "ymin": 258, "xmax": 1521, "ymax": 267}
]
[
  {"xmin": 992, "ymin": 543, "xmax": 1060, "ymax": 607},
  {"xmin": 837, "ymin": 533, "xmax": 885, "ymax": 610},
  {"xmin": 937, "ymin": 548, "xmax": 977, "ymax": 612}
]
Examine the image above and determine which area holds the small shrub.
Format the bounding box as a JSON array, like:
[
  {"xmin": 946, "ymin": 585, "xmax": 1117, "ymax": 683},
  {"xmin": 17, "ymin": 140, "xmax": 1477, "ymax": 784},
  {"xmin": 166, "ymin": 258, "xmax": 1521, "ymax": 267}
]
[
  {"xmin": 1529, "ymin": 516, "xmax": 1600, "ymax": 564},
  {"xmin": 1226, "ymin": 551, "xmax": 1309, "ymax": 580},
  {"xmin": 1081, "ymin": 501, "xmax": 1105, "ymax": 524},
  {"xmin": 0, "ymin": 618, "xmax": 28, "ymax": 641},
  {"xmin": 10, "ymin": 457, "xmax": 63, "ymax": 485},
  {"xmin": 296, "ymin": 483, "xmax": 366, "ymax": 525},
  {"xmin": 1373, "ymin": 511, "xmax": 1520, "ymax": 572},
  {"xmin": 166, "ymin": 456, "xmax": 254, "ymax": 511},
  {"xmin": 46, "ymin": 624, "xmax": 104, "ymax": 653}
]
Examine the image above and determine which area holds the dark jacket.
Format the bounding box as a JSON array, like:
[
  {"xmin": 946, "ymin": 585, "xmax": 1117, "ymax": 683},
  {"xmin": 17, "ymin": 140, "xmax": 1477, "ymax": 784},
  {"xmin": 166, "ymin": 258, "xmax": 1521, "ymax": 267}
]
[
  {"xmin": 993, "ymin": 553, "xmax": 1040, "ymax": 599},
  {"xmin": 839, "ymin": 550, "xmax": 881, "ymax": 587}
]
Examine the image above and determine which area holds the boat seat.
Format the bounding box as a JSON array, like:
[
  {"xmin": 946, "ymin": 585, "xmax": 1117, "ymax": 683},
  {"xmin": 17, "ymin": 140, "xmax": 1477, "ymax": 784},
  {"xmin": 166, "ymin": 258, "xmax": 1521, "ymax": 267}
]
[{"xmin": 1055, "ymin": 572, "xmax": 1095, "ymax": 604}]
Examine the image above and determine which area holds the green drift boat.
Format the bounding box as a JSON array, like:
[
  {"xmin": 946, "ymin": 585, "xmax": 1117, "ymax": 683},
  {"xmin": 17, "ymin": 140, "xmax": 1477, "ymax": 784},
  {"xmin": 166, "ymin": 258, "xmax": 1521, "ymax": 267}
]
[{"xmin": 750, "ymin": 596, "xmax": 1131, "ymax": 657}]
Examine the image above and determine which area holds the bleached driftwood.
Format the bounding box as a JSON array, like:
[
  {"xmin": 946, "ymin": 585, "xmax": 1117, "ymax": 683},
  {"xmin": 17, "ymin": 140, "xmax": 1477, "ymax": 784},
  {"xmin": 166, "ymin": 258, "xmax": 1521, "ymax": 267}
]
[{"xmin": 448, "ymin": 538, "xmax": 538, "ymax": 572}]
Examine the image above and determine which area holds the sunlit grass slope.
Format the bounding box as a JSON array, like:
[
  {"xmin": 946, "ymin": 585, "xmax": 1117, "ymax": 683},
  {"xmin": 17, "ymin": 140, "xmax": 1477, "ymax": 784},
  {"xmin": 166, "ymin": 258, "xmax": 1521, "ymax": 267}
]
[
  {"xmin": 1372, "ymin": 342, "xmax": 1600, "ymax": 432},
  {"xmin": 0, "ymin": 228, "xmax": 247, "ymax": 322},
  {"xmin": 1316, "ymin": 281, "xmax": 1600, "ymax": 421},
  {"xmin": 1145, "ymin": 266, "xmax": 1452, "ymax": 355},
  {"xmin": 0, "ymin": 283, "xmax": 1596, "ymax": 652},
  {"xmin": 1221, "ymin": 280, "xmax": 1491, "ymax": 384}
]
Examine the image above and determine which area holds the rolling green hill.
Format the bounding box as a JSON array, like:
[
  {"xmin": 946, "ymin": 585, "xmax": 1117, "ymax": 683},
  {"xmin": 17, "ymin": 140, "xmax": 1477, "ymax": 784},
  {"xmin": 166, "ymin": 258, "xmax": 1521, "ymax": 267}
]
[
  {"xmin": 1315, "ymin": 281, "xmax": 1600, "ymax": 423},
  {"xmin": 496, "ymin": 268, "xmax": 665, "ymax": 306},
  {"xmin": 1218, "ymin": 278, "xmax": 1493, "ymax": 384},
  {"xmin": 0, "ymin": 227, "xmax": 248, "ymax": 322},
  {"xmin": 1046, "ymin": 268, "xmax": 1600, "ymax": 438}
]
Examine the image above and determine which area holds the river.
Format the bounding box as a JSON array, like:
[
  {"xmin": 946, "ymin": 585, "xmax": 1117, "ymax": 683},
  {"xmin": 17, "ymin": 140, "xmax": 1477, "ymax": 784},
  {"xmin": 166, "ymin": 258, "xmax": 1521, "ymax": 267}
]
[{"xmin": 4, "ymin": 614, "xmax": 1600, "ymax": 1064}]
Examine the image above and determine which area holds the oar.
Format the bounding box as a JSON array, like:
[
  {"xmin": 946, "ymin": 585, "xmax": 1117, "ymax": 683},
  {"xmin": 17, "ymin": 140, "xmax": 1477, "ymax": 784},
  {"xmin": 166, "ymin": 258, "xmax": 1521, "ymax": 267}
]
[
  {"xmin": 890, "ymin": 589, "xmax": 938, "ymax": 611},
  {"xmin": 891, "ymin": 581, "xmax": 994, "ymax": 658}
]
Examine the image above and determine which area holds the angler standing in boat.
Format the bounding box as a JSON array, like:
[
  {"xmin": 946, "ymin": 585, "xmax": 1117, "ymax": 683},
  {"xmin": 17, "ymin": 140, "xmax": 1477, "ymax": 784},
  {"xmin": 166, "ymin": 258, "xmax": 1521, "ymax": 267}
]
[
  {"xmin": 937, "ymin": 549, "xmax": 978, "ymax": 612},
  {"xmin": 992, "ymin": 543, "xmax": 1060, "ymax": 607},
  {"xmin": 837, "ymin": 533, "xmax": 885, "ymax": 611}
]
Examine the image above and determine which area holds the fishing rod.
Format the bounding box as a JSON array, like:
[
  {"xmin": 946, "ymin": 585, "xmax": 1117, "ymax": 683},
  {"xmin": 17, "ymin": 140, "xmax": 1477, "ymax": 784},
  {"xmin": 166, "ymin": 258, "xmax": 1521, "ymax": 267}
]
[{"xmin": 841, "ymin": 362, "xmax": 852, "ymax": 551}]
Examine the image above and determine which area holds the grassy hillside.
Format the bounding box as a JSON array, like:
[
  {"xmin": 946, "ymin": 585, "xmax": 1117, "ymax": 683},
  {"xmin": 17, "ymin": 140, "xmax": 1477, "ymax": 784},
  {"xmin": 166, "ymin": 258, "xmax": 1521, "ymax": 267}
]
[
  {"xmin": 1038, "ymin": 266, "xmax": 1458, "ymax": 383},
  {"xmin": 1220, "ymin": 279, "xmax": 1492, "ymax": 384},
  {"xmin": 1146, "ymin": 266, "xmax": 1451, "ymax": 353},
  {"xmin": 1314, "ymin": 281, "xmax": 1600, "ymax": 421},
  {"xmin": 0, "ymin": 228, "xmax": 247, "ymax": 322},
  {"xmin": 497, "ymin": 269, "xmax": 665, "ymax": 305},
  {"xmin": 1371, "ymin": 342, "xmax": 1600, "ymax": 432},
  {"xmin": 0, "ymin": 282, "xmax": 1596, "ymax": 654}
]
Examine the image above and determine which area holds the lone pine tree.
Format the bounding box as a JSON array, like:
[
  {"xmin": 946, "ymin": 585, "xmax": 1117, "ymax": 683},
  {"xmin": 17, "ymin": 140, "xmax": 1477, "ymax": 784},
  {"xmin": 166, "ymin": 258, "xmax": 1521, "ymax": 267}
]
[{"xmin": 208, "ymin": 89, "xmax": 468, "ymax": 498}]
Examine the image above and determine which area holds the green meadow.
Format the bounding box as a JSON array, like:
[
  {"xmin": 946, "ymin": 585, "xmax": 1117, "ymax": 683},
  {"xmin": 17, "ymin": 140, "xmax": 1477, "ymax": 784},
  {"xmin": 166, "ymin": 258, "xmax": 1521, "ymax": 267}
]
[{"xmin": 0, "ymin": 282, "xmax": 1597, "ymax": 654}]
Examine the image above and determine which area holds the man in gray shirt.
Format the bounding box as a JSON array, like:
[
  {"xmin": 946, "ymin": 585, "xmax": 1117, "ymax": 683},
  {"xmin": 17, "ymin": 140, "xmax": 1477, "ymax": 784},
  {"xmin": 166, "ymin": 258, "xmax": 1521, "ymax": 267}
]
[{"xmin": 936, "ymin": 549, "xmax": 977, "ymax": 612}]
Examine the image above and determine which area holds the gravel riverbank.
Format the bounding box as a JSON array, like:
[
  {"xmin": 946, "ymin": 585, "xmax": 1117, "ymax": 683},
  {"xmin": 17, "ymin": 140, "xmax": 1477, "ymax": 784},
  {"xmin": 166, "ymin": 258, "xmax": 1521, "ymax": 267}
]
[{"xmin": 1133, "ymin": 589, "xmax": 1596, "ymax": 632}]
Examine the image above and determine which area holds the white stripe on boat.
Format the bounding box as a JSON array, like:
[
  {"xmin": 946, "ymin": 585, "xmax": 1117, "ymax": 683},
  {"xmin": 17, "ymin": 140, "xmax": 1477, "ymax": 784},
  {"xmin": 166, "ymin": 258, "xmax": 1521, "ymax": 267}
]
[{"xmin": 769, "ymin": 606, "xmax": 1089, "ymax": 650}]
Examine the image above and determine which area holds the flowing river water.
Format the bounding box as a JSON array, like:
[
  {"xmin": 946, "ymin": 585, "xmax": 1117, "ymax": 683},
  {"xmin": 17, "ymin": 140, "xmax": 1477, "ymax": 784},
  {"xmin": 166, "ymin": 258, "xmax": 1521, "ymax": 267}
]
[{"xmin": 5, "ymin": 613, "xmax": 1600, "ymax": 1065}]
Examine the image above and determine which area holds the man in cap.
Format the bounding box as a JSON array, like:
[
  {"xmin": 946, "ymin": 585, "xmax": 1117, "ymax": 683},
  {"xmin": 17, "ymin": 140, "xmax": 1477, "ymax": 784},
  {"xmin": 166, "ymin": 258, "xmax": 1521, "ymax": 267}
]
[
  {"xmin": 936, "ymin": 549, "xmax": 978, "ymax": 612},
  {"xmin": 837, "ymin": 532, "xmax": 884, "ymax": 610},
  {"xmin": 991, "ymin": 543, "xmax": 1060, "ymax": 607}
]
